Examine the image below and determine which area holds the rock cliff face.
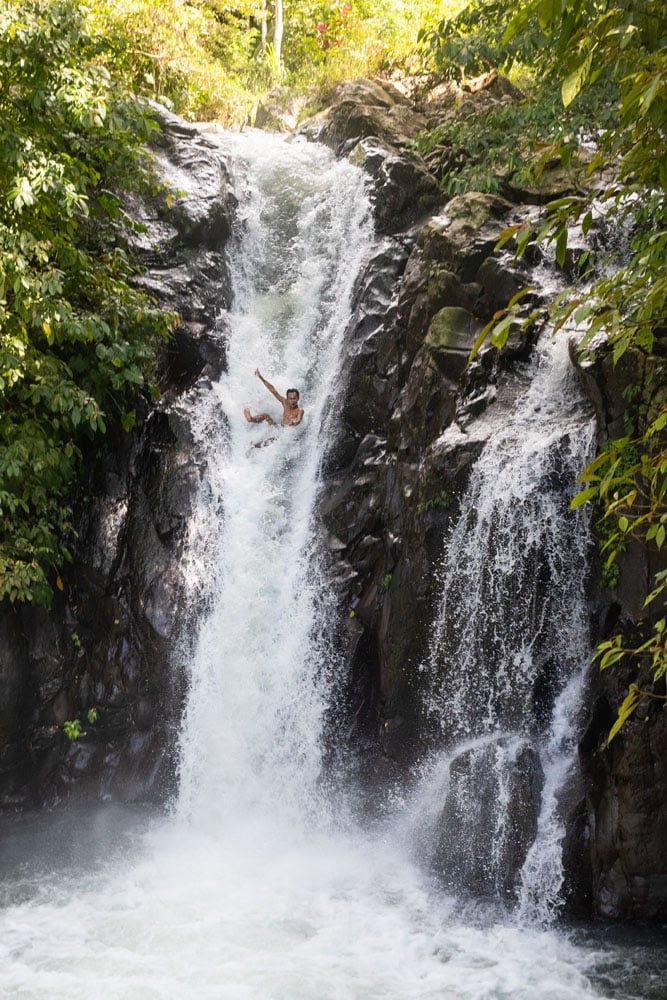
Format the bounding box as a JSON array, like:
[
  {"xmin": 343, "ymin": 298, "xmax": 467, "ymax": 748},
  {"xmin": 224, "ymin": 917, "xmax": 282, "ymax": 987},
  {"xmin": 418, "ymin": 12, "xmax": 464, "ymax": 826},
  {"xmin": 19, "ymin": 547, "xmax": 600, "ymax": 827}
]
[
  {"xmin": 302, "ymin": 80, "xmax": 540, "ymax": 760},
  {"xmin": 0, "ymin": 108, "xmax": 233, "ymax": 809},
  {"xmin": 576, "ymin": 349, "xmax": 667, "ymax": 920},
  {"xmin": 300, "ymin": 77, "xmax": 666, "ymax": 921}
]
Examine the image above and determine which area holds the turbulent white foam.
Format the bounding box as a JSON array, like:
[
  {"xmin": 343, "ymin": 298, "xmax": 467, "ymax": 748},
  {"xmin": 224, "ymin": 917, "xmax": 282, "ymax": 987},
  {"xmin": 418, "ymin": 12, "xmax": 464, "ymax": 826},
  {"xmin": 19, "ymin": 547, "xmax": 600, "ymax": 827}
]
[
  {"xmin": 0, "ymin": 133, "xmax": 623, "ymax": 999},
  {"xmin": 0, "ymin": 811, "xmax": 611, "ymax": 1000}
]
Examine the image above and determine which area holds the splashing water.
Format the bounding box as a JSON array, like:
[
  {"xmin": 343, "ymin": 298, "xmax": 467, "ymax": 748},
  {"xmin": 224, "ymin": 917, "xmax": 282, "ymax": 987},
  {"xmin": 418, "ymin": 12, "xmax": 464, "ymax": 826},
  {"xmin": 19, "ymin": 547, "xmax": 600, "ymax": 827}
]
[
  {"xmin": 414, "ymin": 331, "xmax": 596, "ymax": 914},
  {"xmin": 0, "ymin": 132, "xmax": 659, "ymax": 1000}
]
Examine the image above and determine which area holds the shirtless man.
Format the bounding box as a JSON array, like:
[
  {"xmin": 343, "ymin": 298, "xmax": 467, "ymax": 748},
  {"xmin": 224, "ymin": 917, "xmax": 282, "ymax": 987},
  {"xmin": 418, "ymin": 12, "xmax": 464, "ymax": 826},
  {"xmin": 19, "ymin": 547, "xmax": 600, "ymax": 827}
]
[{"xmin": 244, "ymin": 369, "xmax": 304, "ymax": 428}]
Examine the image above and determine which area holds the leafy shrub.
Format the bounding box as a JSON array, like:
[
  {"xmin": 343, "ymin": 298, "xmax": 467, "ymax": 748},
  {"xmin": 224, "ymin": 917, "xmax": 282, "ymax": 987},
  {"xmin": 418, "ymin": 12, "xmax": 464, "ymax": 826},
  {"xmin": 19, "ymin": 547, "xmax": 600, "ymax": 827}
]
[
  {"xmin": 0, "ymin": 1, "xmax": 176, "ymax": 604},
  {"xmin": 89, "ymin": 0, "xmax": 260, "ymax": 124}
]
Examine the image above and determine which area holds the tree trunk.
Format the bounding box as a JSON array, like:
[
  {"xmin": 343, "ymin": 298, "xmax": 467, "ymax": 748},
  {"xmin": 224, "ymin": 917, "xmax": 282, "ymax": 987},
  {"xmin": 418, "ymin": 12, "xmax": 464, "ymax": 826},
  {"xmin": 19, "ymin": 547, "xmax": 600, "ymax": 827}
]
[
  {"xmin": 273, "ymin": 0, "xmax": 283, "ymax": 75},
  {"xmin": 261, "ymin": 0, "xmax": 267, "ymax": 53}
]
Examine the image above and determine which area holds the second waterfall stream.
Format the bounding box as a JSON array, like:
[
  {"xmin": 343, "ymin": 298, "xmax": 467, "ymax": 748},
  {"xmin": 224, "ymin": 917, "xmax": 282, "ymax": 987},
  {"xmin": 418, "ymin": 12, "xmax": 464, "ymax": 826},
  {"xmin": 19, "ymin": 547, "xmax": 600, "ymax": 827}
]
[{"xmin": 0, "ymin": 131, "xmax": 629, "ymax": 999}]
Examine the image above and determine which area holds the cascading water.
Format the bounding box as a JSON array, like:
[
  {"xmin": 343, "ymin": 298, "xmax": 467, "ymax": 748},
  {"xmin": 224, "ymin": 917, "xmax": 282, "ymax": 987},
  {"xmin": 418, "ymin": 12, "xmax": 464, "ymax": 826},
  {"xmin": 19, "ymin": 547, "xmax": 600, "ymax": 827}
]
[
  {"xmin": 175, "ymin": 130, "xmax": 373, "ymax": 830},
  {"xmin": 412, "ymin": 324, "xmax": 596, "ymax": 917},
  {"xmin": 0, "ymin": 132, "xmax": 663, "ymax": 1000}
]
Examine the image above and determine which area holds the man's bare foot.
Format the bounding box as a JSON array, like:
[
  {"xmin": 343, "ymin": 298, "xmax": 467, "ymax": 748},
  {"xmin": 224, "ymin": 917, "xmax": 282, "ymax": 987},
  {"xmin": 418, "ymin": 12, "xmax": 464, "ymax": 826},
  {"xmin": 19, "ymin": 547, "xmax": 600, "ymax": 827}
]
[{"xmin": 243, "ymin": 407, "xmax": 253, "ymax": 422}]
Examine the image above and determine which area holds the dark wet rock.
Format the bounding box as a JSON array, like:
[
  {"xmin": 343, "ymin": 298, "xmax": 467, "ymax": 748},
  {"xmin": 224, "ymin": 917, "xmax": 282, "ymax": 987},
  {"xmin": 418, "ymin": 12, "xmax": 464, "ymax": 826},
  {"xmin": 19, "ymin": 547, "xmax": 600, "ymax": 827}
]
[
  {"xmin": 0, "ymin": 106, "xmax": 233, "ymax": 811},
  {"xmin": 504, "ymin": 149, "xmax": 598, "ymax": 205},
  {"xmin": 299, "ymin": 77, "xmax": 441, "ymax": 235},
  {"xmin": 579, "ymin": 662, "xmax": 667, "ymax": 920},
  {"xmin": 435, "ymin": 738, "xmax": 543, "ymax": 898},
  {"xmin": 476, "ymin": 253, "xmax": 526, "ymax": 311},
  {"xmin": 424, "ymin": 306, "xmax": 483, "ymax": 379},
  {"xmin": 300, "ymin": 78, "xmax": 423, "ymax": 155},
  {"xmin": 348, "ymin": 138, "xmax": 442, "ymax": 235},
  {"xmin": 319, "ymin": 175, "xmax": 534, "ymax": 771},
  {"xmin": 572, "ymin": 343, "xmax": 667, "ymax": 920},
  {"xmin": 418, "ymin": 192, "xmax": 524, "ymax": 280}
]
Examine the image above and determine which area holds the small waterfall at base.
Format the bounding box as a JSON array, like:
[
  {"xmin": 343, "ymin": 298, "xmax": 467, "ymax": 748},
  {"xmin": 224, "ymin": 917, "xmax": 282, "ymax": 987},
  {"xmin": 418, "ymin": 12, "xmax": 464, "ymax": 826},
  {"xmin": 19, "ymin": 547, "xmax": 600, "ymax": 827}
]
[
  {"xmin": 3, "ymin": 132, "xmax": 660, "ymax": 1000},
  {"xmin": 412, "ymin": 331, "xmax": 596, "ymax": 921}
]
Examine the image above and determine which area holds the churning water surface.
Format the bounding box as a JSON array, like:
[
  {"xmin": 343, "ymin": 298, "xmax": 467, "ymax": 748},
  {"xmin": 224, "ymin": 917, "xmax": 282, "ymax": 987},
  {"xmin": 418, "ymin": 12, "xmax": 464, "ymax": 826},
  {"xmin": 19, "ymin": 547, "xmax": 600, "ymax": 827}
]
[{"xmin": 0, "ymin": 133, "xmax": 664, "ymax": 1000}]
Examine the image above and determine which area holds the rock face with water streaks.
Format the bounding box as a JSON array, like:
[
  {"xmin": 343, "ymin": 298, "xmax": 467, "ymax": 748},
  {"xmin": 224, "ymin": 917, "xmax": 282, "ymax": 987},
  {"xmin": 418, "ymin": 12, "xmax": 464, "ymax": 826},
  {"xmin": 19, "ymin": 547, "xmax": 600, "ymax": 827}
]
[
  {"xmin": 314, "ymin": 78, "xmax": 666, "ymax": 921},
  {"xmin": 0, "ymin": 108, "xmax": 233, "ymax": 810},
  {"xmin": 321, "ymin": 187, "xmax": 537, "ymax": 765}
]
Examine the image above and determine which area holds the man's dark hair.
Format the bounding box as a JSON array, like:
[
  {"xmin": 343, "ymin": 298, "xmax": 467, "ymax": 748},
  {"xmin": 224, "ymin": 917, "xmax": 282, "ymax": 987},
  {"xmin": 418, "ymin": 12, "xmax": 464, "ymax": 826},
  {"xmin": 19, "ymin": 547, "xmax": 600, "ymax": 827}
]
[{"xmin": 286, "ymin": 388, "xmax": 300, "ymax": 399}]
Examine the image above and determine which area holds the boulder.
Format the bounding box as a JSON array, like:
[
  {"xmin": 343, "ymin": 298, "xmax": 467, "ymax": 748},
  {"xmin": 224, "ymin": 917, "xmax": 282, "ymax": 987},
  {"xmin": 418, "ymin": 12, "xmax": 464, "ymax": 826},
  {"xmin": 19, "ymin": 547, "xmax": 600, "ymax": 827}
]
[
  {"xmin": 299, "ymin": 78, "xmax": 424, "ymax": 155},
  {"xmin": 254, "ymin": 87, "xmax": 310, "ymax": 131},
  {"xmin": 419, "ymin": 192, "xmax": 520, "ymax": 280},
  {"xmin": 435, "ymin": 736, "xmax": 544, "ymax": 898},
  {"xmin": 424, "ymin": 306, "xmax": 483, "ymax": 379},
  {"xmin": 347, "ymin": 137, "xmax": 441, "ymax": 235}
]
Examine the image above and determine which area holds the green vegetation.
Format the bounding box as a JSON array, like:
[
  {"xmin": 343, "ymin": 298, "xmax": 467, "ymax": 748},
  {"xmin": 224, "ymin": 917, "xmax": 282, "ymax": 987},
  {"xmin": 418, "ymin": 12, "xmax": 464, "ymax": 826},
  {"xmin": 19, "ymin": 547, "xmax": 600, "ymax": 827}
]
[
  {"xmin": 89, "ymin": 0, "xmax": 263, "ymax": 123},
  {"xmin": 414, "ymin": 78, "xmax": 617, "ymax": 196},
  {"xmin": 62, "ymin": 707, "xmax": 98, "ymax": 741},
  {"xmin": 0, "ymin": 1, "xmax": 176, "ymax": 604},
  {"xmin": 83, "ymin": 1, "xmax": 458, "ymax": 124},
  {"xmin": 418, "ymin": 489, "xmax": 453, "ymax": 514}
]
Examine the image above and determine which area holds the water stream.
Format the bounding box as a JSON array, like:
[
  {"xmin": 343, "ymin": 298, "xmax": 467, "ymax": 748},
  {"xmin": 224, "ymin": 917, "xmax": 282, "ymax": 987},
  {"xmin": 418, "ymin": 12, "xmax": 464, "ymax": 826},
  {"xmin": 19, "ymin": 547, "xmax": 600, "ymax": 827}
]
[
  {"xmin": 0, "ymin": 132, "xmax": 664, "ymax": 1000},
  {"xmin": 409, "ymin": 330, "xmax": 596, "ymax": 918}
]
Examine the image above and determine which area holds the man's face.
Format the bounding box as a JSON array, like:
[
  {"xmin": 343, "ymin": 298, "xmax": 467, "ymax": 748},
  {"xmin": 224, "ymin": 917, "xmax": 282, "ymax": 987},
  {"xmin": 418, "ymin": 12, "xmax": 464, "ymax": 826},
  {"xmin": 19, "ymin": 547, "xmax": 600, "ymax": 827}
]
[{"xmin": 287, "ymin": 392, "xmax": 299, "ymax": 409}]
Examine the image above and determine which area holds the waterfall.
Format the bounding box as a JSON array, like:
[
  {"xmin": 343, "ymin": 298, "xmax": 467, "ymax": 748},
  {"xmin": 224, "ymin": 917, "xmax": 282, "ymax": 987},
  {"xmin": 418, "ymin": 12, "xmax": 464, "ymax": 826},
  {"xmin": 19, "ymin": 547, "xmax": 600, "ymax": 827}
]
[
  {"xmin": 414, "ymin": 331, "xmax": 595, "ymax": 917},
  {"xmin": 176, "ymin": 130, "xmax": 373, "ymax": 828},
  {"xmin": 2, "ymin": 131, "xmax": 652, "ymax": 1000}
]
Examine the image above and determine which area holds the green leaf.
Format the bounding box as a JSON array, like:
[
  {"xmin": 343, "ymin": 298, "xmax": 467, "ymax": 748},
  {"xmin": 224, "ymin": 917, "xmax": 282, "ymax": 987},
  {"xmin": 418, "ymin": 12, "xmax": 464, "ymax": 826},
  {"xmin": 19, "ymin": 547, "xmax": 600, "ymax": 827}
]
[
  {"xmin": 507, "ymin": 286, "xmax": 536, "ymax": 309},
  {"xmin": 607, "ymin": 685, "xmax": 641, "ymax": 744},
  {"xmin": 562, "ymin": 51, "xmax": 593, "ymax": 107},
  {"xmin": 555, "ymin": 227, "xmax": 568, "ymax": 267},
  {"xmin": 502, "ymin": 0, "xmax": 541, "ymax": 45},
  {"xmin": 121, "ymin": 409, "xmax": 136, "ymax": 433},
  {"xmin": 639, "ymin": 75, "xmax": 661, "ymax": 115},
  {"xmin": 570, "ymin": 486, "xmax": 598, "ymax": 509},
  {"xmin": 537, "ymin": 0, "xmax": 562, "ymax": 31}
]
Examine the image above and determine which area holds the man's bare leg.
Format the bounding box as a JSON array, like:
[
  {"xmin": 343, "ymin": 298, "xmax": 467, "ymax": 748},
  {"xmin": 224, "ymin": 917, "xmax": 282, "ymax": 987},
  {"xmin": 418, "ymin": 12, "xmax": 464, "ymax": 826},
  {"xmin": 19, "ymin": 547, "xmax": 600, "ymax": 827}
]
[{"xmin": 244, "ymin": 407, "xmax": 276, "ymax": 426}]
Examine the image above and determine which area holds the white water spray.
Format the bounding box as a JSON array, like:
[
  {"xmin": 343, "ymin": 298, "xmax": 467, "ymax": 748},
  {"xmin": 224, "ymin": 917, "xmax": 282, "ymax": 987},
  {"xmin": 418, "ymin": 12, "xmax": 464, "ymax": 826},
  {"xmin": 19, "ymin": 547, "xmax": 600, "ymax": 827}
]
[{"xmin": 415, "ymin": 330, "xmax": 595, "ymax": 914}]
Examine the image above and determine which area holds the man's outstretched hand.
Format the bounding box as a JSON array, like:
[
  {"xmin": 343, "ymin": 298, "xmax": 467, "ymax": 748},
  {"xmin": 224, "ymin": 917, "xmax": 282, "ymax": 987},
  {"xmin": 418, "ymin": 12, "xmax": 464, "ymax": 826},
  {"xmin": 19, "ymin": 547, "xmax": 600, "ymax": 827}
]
[{"xmin": 255, "ymin": 368, "xmax": 262, "ymax": 379}]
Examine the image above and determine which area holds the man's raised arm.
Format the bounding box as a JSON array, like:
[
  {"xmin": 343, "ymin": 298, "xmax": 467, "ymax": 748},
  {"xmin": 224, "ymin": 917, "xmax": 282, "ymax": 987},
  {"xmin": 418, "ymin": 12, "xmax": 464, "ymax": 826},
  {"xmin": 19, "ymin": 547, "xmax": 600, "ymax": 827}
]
[{"xmin": 255, "ymin": 368, "xmax": 285, "ymax": 404}]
